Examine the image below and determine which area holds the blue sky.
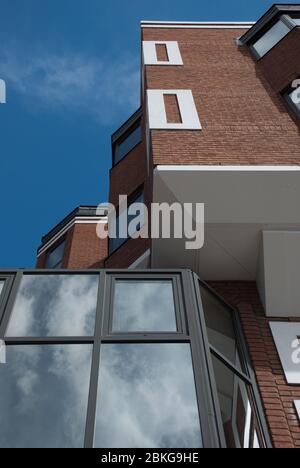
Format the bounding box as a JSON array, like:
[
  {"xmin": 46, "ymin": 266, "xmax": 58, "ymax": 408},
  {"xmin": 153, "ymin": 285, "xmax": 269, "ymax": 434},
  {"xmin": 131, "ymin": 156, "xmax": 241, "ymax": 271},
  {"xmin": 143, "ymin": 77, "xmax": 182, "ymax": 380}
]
[{"xmin": 0, "ymin": 0, "xmax": 277, "ymax": 267}]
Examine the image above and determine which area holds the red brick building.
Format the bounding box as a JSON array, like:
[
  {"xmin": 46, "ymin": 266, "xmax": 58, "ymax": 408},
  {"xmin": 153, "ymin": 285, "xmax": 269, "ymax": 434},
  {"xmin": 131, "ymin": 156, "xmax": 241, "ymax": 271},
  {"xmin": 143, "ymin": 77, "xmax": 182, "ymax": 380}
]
[{"xmin": 1, "ymin": 3, "xmax": 300, "ymax": 449}]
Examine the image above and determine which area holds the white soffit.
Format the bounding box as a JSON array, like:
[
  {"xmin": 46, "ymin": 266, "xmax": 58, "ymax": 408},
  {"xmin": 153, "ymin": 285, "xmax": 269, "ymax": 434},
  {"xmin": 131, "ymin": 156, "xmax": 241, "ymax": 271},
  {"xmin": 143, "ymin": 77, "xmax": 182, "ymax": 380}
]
[
  {"xmin": 152, "ymin": 166, "xmax": 300, "ymax": 281},
  {"xmin": 270, "ymin": 322, "xmax": 300, "ymax": 385},
  {"xmin": 147, "ymin": 90, "xmax": 202, "ymax": 130},
  {"xmin": 143, "ymin": 41, "xmax": 183, "ymax": 65}
]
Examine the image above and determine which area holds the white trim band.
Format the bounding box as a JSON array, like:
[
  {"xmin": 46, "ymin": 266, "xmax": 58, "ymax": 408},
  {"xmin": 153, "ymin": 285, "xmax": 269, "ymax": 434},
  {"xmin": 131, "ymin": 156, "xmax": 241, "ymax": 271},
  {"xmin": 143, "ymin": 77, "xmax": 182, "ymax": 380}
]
[{"xmin": 38, "ymin": 216, "xmax": 107, "ymax": 257}]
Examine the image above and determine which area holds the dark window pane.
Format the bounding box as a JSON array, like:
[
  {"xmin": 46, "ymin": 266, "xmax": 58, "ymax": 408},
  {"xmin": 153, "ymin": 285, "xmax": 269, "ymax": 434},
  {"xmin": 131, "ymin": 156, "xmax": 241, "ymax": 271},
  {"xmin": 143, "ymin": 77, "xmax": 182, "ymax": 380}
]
[
  {"xmin": 252, "ymin": 19, "xmax": 290, "ymax": 58},
  {"xmin": 45, "ymin": 241, "xmax": 66, "ymax": 269},
  {"xmin": 0, "ymin": 344, "xmax": 92, "ymax": 448},
  {"xmin": 211, "ymin": 354, "xmax": 263, "ymax": 449},
  {"xmin": 95, "ymin": 344, "xmax": 202, "ymax": 448},
  {"xmin": 200, "ymin": 286, "xmax": 239, "ymax": 365},
  {"xmin": 6, "ymin": 275, "xmax": 98, "ymax": 337},
  {"xmin": 109, "ymin": 191, "xmax": 144, "ymax": 254},
  {"xmin": 114, "ymin": 125, "xmax": 142, "ymax": 164},
  {"xmin": 112, "ymin": 280, "xmax": 177, "ymax": 332}
]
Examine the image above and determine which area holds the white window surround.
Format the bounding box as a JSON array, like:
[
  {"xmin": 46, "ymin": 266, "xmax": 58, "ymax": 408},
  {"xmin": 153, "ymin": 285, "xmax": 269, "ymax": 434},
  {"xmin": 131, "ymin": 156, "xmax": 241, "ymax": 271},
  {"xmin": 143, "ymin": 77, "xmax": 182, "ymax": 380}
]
[
  {"xmin": 147, "ymin": 89, "xmax": 202, "ymax": 130},
  {"xmin": 143, "ymin": 41, "xmax": 183, "ymax": 66},
  {"xmin": 270, "ymin": 322, "xmax": 300, "ymax": 385}
]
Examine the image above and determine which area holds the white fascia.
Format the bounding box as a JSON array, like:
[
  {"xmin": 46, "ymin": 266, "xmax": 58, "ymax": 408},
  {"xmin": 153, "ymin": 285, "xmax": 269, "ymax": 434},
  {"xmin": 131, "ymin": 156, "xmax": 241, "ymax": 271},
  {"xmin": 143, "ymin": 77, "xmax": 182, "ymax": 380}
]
[{"xmin": 38, "ymin": 216, "xmax": 108, "ymax": 257}]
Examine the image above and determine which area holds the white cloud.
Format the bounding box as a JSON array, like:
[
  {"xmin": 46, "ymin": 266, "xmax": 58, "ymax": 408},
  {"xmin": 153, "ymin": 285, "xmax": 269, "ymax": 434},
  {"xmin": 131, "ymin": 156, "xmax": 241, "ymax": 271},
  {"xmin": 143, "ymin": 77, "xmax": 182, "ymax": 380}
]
[{"xmin": 1, "ymin": 49, "xmax": 140, "ymax": 125}]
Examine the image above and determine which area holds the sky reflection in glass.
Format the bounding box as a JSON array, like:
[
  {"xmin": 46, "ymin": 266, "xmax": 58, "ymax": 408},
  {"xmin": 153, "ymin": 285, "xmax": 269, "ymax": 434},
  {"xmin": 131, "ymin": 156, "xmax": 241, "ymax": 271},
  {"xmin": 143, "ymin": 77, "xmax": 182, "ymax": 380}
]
[
  {"xmin": 0, "ymin": 344, "xmax": 92, "ymax": 448},
  {"xmin": 112, "ymin": 280, "xmax": 177, "ymax": 332},
  {"xmin": 95, "ymin": 343, "xmax": 202, "ymax": 448},
  {"xmin": 6, "ymin": 274, "xmax": 98, "ymax": 337}
]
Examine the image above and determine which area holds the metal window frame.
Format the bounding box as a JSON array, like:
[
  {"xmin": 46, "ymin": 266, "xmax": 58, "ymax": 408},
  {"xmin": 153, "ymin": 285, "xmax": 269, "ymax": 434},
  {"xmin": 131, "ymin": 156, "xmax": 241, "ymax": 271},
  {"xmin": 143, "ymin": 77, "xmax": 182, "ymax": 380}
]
[
  {"xmin": 249, "ymin": 14, "xmax": 297, "ymax": 61},
  {"xmin": 105, "ymin": 272, "xmax": 186, "ymax": 336},
  {"xmin": 0, "ymin": 268, "xmax": 271, "ymax": 449},
  {"xmin": 192, "ymin": 274, "xmax": 272, "ymax": 448}
]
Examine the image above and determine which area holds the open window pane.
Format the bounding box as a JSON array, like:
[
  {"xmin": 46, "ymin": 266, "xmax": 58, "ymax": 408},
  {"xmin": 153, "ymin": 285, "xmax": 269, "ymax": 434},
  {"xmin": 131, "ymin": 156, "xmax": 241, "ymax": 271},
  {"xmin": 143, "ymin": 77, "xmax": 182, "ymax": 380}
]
[
  {"xmin": 95, "ymin": 344, "xmax": 202, "ymax": 448},
  {"xmin": 252, "ymin": 19, "xmax": 291, "ymax": 58},
  {"xmin": 112, "ymin": 280, "xmax": 177, "ymax": 332},
  {"xmin": 211, "ymin": 354, "xmax": 263, "ymax": 449},
  {"xmin": 6, "ymin": 275, "xmax": 98, "ymax": 337},
  {"xmin": 0, "ymin": 344, "xmax": 92, "ymax": 448},
  {"xmin": 200, "ymin": 286, "xmax": 240, "ymax": 366}
]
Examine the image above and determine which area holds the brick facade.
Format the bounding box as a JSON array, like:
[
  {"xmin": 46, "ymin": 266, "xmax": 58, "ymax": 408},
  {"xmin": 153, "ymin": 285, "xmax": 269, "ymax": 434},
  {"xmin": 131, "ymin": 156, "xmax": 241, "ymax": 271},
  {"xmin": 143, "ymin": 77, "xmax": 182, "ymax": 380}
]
[
  {"xmin": 210, "ymin": 281, "xmax": 300, "ymax": 448},
  {"xmin": 143, "ymin": 27, "xmax": 300, "ymax": 167}
]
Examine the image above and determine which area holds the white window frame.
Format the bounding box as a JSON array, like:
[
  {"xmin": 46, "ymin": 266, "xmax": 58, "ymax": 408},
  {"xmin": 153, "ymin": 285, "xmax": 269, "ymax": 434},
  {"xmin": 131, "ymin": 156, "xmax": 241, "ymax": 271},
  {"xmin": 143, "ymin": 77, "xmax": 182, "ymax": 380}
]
[
  {"xmin": 143, "ymin": 41, "xmax": 183, "ymax": 66},
  {"xmin": 147, "ymin": 89, "xmax": 202, "ymax": 130}
]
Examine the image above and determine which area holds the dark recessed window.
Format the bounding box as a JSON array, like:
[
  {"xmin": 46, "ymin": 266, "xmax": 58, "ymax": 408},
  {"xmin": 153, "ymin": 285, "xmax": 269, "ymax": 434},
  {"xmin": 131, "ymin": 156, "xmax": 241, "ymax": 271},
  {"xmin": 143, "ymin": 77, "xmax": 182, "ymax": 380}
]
[
  {"xmin": 109, "ymin": 189, "xmax": 144, "ymax": 255},
  {"xmin": 45, "ymin": 240, "xmax": 66, "ymax": 269},
  {"xmin": 113, "ymin": 123, "xmax": 142, "ymax": 165}
]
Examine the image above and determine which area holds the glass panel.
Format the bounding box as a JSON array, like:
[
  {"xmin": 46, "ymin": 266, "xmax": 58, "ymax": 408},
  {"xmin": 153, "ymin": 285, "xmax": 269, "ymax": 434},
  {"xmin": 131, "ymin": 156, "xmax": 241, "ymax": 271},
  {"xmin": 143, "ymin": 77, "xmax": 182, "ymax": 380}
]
[
  {"xmin": 0, "ymin": 344, "xmax": 92, "ymax": 448},
  {"xmin": 112, "ymin": 280, "xmax": 177, "ymax": 332},
  {"xmin": 293, "ymin": 18, "xmax": 300, "ymax": 25},
  {"xmin": 45, "ymin": 240, "xmax": 66, "ymax": 269},
  {"xmin": 6, "ymin": 274, "xmax": 98, "ymax": 337},
  {"xmin": 211, "ymin": 354, "xmax": 263, "ymax": 449},
  {"xmin": 0, "ymin": 281, "xmax": 4, "ymax": 296},
  {"xmin": 114, "ymin": 125, "xmax": 142, "ymax": 164},
  {"xmin": 252, "ymin": 19, "xmax": 291, "ymax": 58},
  {"xmin": 95, "ymin": 344, "xmax": 202, "ymax": 448},
  {"xmin": 109, "ymin": 191, "xmax": 144, "ymax": 254},
  {"xmin": 200, "ymin": 286, "xmax": 240, "ymax": 366}
]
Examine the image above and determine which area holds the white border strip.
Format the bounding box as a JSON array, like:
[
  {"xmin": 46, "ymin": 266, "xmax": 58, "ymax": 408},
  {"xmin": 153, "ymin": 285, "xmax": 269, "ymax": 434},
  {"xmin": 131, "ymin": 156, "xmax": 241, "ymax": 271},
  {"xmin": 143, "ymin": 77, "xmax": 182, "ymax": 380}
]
[
  {"xmin": 141, "ymin": 21, "xmax": 254, "ymax": 30},
  {"xmin": 155, "ymin": 165, "xmax": 300, "ymax": 173},
  {"xmin": 38, "ymin": 216, "xmax": 107, "ymax": 257}
]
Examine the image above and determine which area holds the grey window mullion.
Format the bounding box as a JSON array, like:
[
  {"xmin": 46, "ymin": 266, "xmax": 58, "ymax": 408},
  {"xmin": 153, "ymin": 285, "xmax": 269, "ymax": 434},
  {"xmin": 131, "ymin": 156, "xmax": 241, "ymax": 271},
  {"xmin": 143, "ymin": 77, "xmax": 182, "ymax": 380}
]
[
  {"xmin": 182, "ymin": 270, "xmax": 222, "ymax": 448},
  {"xmin": 3, "ymin": 337, "xmax": 94, "ymax": 345},
  {"xmin": 0, "ymin": 271, "xmax": 22, "ymax": 338},
  {"xmin": 84, "ymin": 271, "xmax": 106, "ymax": 448},
  {"xmin": 191, "ymin": 272, "xmax": 227, "ymax": 448},
  {"xmin": 101, "ymin": 334, "xmax": 189, "ymax": 343},
  {"xmin": 210, "ymin": 346, "xmax": 252, "ymax": 385}
]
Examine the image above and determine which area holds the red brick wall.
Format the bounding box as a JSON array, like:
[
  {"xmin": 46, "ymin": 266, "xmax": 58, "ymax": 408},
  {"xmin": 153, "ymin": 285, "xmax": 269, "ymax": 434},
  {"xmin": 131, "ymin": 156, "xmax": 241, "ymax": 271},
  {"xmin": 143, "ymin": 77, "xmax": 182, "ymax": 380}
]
[
  {"xmin": 107, "ymin": 107, "xmax": 153, "ymax": 268},
  {"xmin": 65, "ymin": 223, "xmax": 108, "ymax": 269},
  {"xmin": 143, "ymin": 27, "xmax": 300, "ymax": 166},
  {"xmin": 258, "ymin": 27, "xmax": 300, "ymax": 93},
  {"xmin": 209, "ymin": 281, "xmax": 300, "ymax": 449},
  {"xmin": 37, "ymin": 223, "xmax": 108, "ymax": 270}
]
